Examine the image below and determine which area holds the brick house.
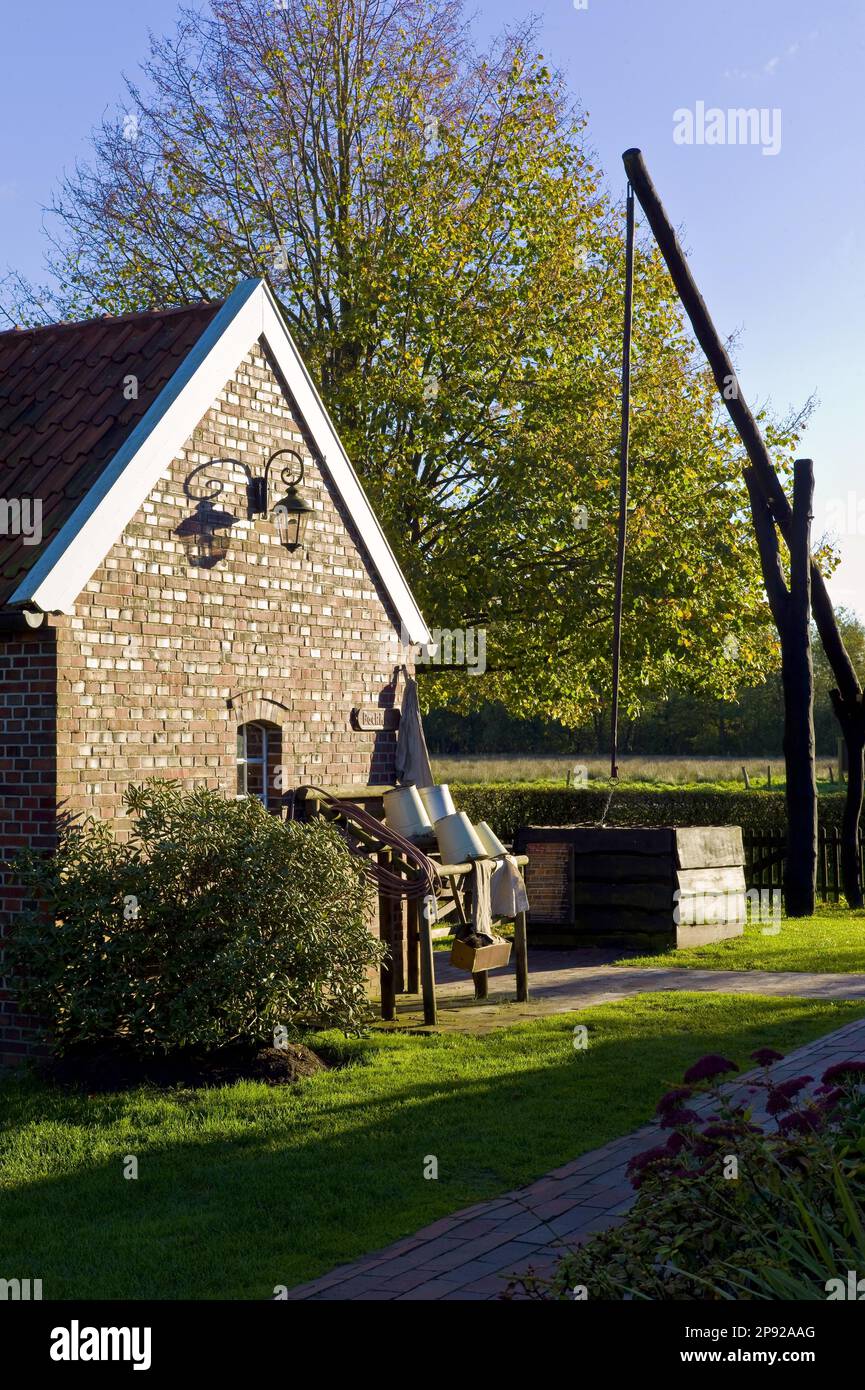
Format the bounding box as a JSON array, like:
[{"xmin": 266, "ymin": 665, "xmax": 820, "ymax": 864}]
[{"xmin": 0, "ymin": 277, "xmax": 429, "ymax": 1062}]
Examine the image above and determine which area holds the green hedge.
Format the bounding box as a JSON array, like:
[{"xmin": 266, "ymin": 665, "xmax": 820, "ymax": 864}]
[
  {"xmin": 451, "ymin": 784, "xmax": 848, "ymax": 842},
  {"xmin": 9, "ymin": 781, "xmax": 382, "ymax": 1054}
]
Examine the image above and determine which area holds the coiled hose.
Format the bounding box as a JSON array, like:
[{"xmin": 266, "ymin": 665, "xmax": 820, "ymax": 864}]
[{"xmin": 300, "ymin": 787, "xmax": 441, "ymax": 901}]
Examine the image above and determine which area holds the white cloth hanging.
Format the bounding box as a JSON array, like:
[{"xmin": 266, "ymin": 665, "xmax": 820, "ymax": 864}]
[
  {"xmin": 490, "ymin": 855, "xmax": 529, "ymax": 917},
  {"xmin": 469, "ymin": 857, "xmax": 496, "ymax": 940},
  {"xmin": 394, "ymin": 668, "xmax": 434, "ymax": 788}
]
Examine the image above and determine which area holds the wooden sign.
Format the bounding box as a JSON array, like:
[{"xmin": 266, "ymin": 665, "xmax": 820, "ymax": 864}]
[{"xmin": 351, "ymin": 707, "xmax": 400, "ymax": 732}]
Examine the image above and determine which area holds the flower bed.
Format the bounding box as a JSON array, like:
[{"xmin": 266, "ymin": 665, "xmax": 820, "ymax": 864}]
[{"xmin": 523, "ymin": 1050, "xmax": 865, "ymax": 1300}]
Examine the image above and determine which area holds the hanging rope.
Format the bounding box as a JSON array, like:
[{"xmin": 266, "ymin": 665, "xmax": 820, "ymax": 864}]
[
  {"xmin": 610, "ymin": 180, "xmax": 635, "ymax": 785},
  {"xmin": 602, "ymin": 179, "xmax": 636, "ymax": 828}
]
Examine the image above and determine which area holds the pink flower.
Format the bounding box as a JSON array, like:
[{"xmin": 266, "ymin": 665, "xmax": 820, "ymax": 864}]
[
  {"xmin": 656, "ymin": 1086, "xmax": 694, "ymax": 1115},
  {"xmin": 821, "ymin": 1060, "xmax": 865, "ymax": 1084},
  {"xmin": 627, "ymin": 1142, "xmax": 670, "ymax": 1174},
  {"xmin": 815, "ymin": 1087, "xmax": 844, "ymax": 1114},
  {"xmin": 777, "ymin": 1109, "xmax": 822, "ymax": 1135},
  {"xmin": 683, "ymin": 1054, "xmax": 739, "ymax": 1084},
  {"xmin": 658, "ymin": 1107, "xmax": 701, "ymax": 1130},
  {"xmin": 701, "ymin": 1121, "xmax": 756, "ymax": 1141},
  {"xmin": 766, "ymin": 1076, "xmax": 813, "ymax": 1115},
  {"xmin": 750, "ymin": 1047, "xmax": 784, "ymax": 1067},
  {"xmin": 626, "ymin": 1143, "xmax": 679, "ymax": 1190}
]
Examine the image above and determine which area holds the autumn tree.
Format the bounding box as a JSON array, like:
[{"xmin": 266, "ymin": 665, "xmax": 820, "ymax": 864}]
[{"xmin": 4, "ymin": 0, "xmax": 803, "ymax": 726}]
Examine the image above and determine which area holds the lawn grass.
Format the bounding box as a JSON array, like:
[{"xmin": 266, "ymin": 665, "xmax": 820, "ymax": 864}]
[
  {"xmin": 616, "ymin": 903, "xmax": 865, "ymax": 973},
  {"xmin": 2, "ymin": 992, "xmax": 863, "ymax": 1299},
  {"xmin": 432, "ymin": 753, "xmax": 842, "ymax": 791}
]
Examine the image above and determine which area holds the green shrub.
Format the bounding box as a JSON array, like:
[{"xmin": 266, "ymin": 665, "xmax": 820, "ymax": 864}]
[
  {"xmin": 7, "ymin": 781, "xmax": 382, "ymax": 1054},
  {"xmin": 522, "ymin": 1051, "xmax": 865, "ymax": 1301},
  {"xmin": 452, "ymin": 784, "xmax": 848, "ymax": 841}
]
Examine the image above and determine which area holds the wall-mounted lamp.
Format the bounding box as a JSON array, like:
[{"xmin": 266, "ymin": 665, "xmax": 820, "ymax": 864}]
[
  {"xmin": 247, "ymin": 448, "xmax": 314, "ymax": 552},
  {"xmin": 179, "ymin": 448, "xmax": 313, "ymax": 565}
]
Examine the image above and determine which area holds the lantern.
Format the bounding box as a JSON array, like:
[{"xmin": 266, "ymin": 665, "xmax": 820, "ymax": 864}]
[
  {"xmin": 272, "ymin": 484, "xmax": 313, "ymax": 551},
  {"xmin": 179, "ymin": 447, "xmax": 313, "ymax": 563}
]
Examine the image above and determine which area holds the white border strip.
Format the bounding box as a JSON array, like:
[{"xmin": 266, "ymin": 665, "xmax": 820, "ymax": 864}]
[
  {"xmin": 259, "ymin": 282, "xmax": 427, "ymax": 644},
  {"xmin": 10, "ymin": 279, "xmax": 429, "ymax": 644}
]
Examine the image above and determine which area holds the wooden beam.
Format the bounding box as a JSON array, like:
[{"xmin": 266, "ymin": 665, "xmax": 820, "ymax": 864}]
[
  {"xmin": 419, "ymin": 896, "xmax": 438, "ymax": 1026},
  {"xmin": 514, "ymin": 910, "xmax": 529, "ymax": 1003},
  {"xmin": 623, "ymin": 145, "xmax": 864, "ymax": 909},
  {"xmin": 406, "ymin": 896, "xmax": 420, "ymax": 995},
  {"xmin": 377, "ymin": 849, "xmax": 396, "ymax": 1021},
  {"xmin": 621, "ymin": 147, "xmax": 861, "ymax": 709}
]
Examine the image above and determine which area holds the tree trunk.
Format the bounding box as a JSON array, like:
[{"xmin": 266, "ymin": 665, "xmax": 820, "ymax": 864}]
[
  {"xmin": 831, "ymin": 689, "xmax": 865, "ymax": 907},
  {"xmin": 782, "ymin": 462, "xmax": 817, "ymax": 916},
  {"xmin": 622, "ymin": 147, "xmax": 863, "ymax": 908},
  {"xmin": 745, "ymin": 462, "xmax": 816, "ymax": 916}
]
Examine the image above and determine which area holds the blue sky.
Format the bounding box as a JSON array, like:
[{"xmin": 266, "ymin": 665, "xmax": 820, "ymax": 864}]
[{"xmin": 2, "ymin": 0, "xmax": 864, "ymax": 614}]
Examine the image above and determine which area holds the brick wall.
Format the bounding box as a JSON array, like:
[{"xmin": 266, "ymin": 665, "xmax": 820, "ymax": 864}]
[
  {"xmin": 0, "ymin": 628, "xmax": 57, "ymax": 1063},
  {"xmin": 521, "ymin": 840, "xmax": 572, "ymax": 925},
  {"xmin": 0, "ymin": 338, "xmax": 412, "ymax": 1061},
  {"xmin": 54, "ymin": 338, "xmax": 406, "ymax": 829}
]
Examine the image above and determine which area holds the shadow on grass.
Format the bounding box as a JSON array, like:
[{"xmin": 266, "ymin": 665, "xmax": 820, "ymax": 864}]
[{"xmin": 1, "ymin": 993, "xmax": 862, "ymax": 1300}]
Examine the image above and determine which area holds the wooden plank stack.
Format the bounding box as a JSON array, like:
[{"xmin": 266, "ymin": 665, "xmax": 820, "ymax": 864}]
[{"xmin": 514, "ymin": 825, "xmax": 746, "ymax": 949}]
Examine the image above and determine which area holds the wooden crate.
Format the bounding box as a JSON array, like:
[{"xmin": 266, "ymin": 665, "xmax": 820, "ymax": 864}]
[
  {"xmin": 450, "ymin": 938, "xmax": 513, "ymax": 973},
  {"xmin": 514, "ymin": 825, "xmax": 746, "ymax": 950}
]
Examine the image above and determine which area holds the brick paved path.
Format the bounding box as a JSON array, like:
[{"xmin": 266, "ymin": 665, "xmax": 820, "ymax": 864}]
[
  {"xmin": 286, "ymin": 1016, "xmax": 865, "ymax": 1301},
  {"xmin": 390, "ymin": 948, "xmax": 865, "ymax": 1031}
]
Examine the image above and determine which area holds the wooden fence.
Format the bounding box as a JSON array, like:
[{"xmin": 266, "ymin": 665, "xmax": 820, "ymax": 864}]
[{"xmin": 743, "ymin": 828, "xmax": 865, "ymax": 904}]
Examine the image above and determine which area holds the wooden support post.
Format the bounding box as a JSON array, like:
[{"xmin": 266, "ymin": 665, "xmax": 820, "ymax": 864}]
[
  {"xmin": 406, "ymin": 895, "xmax": 420, "ymax": 995},
  {"xmin": 744, "ymin": 462, "xmax": 817, "ymax": 915},
  {"xmin": 610, "ymin": 181, "xmax": 635, "ymax": 781},
  {"xmin": 419, "ymin": 895, "xmax": 438, "ymax": 1027},
  {"xmin": 623, "ymin": 146, "xmax": 865, "ymax": 909},
  {"xmin": 392, "ymin": 871, "xmax": 406, "ymax": 996},
  {"xmin": 514, "ymin": 910, "xmax": 529, "ymax": 1003},
  {"xmin": 377, "ymin": 850, "xmax": 396, "ymax": 1021}
]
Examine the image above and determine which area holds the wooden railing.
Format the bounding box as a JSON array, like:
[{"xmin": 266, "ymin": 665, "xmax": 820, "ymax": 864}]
[{"xmin": 294, "ymin": 786, "xmax": 529, "ymax": 1024}]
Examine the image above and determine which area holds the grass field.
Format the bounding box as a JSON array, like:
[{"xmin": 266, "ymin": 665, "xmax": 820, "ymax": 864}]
[
  {"xmin": 617, "ymin": 904, "xmax": 865, "ymax": 973},
  {"xmin": 432, "ymin": 753, "xmax": 842, "ymax": 790},
  {"xmin": 2, "ymin": 993, "xmax": 863, "ymax": 1300}
]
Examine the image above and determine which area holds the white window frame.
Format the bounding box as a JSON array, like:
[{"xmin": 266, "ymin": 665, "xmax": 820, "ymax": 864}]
[{"xmin": 237, "ymin": 721, "xmax": 281, "ymax": 809}]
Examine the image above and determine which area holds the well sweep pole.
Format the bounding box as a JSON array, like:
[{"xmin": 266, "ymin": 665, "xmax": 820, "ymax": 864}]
[{"xmin": 610, "ymin": 182, "xmax": 635, "ymax": 780}]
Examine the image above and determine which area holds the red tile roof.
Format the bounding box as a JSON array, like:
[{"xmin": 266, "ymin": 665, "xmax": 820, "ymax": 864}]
[{"xmin": 0, "ymin": 300, "xmax": 223, "ymax": 607}]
